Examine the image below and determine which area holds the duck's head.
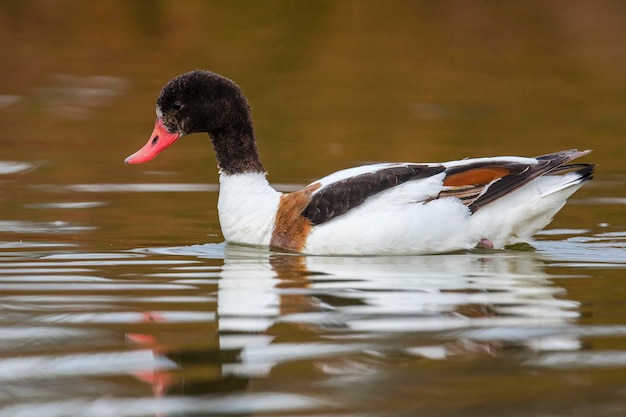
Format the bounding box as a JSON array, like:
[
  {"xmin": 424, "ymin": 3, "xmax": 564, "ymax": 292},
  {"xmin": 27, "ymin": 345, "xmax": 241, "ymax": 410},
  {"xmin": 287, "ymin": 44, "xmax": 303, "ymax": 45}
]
[{"xmin": 125, "ymin": 70, "xmax": 251, "ymax": 165}]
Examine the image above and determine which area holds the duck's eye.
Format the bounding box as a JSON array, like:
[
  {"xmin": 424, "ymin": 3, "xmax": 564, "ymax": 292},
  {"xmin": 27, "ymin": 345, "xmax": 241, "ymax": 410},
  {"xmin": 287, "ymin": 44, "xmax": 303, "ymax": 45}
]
[{"xmin": 172, "ymin": 101, "xmax": 183, "ymax": 110}]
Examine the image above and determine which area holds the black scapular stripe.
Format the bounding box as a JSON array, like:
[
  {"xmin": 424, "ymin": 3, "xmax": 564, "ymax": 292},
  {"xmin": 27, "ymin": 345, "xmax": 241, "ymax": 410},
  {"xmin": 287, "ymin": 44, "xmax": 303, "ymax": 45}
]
[{"xmin": 302, "ymin": 164, "xmax": 445, "ymax": 225}]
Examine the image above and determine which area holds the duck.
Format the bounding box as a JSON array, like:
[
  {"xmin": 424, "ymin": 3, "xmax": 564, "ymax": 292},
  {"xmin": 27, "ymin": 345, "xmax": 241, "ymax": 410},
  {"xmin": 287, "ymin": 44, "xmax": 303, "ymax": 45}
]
[{"xmin": 125, "ymin": 70, "xmax": 594, "ymax": 255}]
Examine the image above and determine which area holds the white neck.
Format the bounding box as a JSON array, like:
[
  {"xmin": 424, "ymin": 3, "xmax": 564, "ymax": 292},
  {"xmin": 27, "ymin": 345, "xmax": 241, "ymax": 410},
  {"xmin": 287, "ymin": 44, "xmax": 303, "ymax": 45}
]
[{"xmin": 217, "ymin": 172, "xmax": 282, "ymax": 247}]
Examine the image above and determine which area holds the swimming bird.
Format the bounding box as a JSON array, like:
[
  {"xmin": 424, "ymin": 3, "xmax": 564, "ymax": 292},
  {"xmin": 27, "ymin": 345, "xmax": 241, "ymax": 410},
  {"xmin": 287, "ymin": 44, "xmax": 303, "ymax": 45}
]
[{"xmin": 125, "ymin": 70, "xmax": 594, "ymax": 255}]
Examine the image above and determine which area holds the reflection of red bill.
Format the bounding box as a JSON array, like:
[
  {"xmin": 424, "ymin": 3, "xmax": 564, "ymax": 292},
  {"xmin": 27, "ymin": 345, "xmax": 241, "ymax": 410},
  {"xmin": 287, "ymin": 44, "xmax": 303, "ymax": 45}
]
[
  {"xmin": 132, "ymin": 369, "xmax": 175, "ymax": 398},
  {"xmin": 125, "ymin": 118, "xmax": 180, "ymax": 164},
  {"xmin": 126, "ymin": 312, "xmax": 165, "ymax": 345},
  {"xmin": 127, "ymin": 311, "xmax": 175, "ymax": 399},
  {"xmin": 126, "ymin": 332, "xmax": 158, "ymax": 345}
]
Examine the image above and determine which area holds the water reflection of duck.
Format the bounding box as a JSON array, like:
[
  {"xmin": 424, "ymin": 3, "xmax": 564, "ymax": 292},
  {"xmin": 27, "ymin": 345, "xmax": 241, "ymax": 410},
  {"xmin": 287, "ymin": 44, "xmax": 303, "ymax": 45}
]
[
  {"xmin": 220, "ymin": 245, "xmax": 579, "ymax": 332},
  {"xmin": 126, "ymin": 70, "xmax": 594, "ymax": 255},
  {"xmin": 130, "ymin": 245, "xmax": 581, "ymax": 401}
]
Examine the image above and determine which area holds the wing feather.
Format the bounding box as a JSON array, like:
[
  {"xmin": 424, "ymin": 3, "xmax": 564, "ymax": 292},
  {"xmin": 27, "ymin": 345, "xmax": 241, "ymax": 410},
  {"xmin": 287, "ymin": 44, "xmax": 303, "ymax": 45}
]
[
  {"xmin": 439, "ymin": 149, "xmax": 593, "ymax": 213},
  {"xmin": 298, "ymin": 149, "xmax": 592, "ymax": 228},
  {"xmin": 302, "ymin": 164, "xmax": 445, "ymax": 225}
]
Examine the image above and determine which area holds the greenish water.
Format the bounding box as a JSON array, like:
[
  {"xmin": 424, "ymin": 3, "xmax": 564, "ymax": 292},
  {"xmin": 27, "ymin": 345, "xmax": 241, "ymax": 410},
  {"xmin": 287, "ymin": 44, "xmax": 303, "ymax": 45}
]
[{"xmin": 1, "ymin": 1, "xmax": 625, "ymax": 416}]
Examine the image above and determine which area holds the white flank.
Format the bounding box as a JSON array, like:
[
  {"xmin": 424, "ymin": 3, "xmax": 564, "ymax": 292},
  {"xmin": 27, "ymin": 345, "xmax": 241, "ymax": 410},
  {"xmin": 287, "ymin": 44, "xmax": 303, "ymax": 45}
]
[
  {"xmin": 305, "ymin": 171, "xmax": 476, "ymax": 255},
  {"xmin": 305, "ymin": 196, "xmax": 476, "ymax": 255},
  {"xmin": 218, "ymin": 173, "xmax": 281, "ymax": 246}
]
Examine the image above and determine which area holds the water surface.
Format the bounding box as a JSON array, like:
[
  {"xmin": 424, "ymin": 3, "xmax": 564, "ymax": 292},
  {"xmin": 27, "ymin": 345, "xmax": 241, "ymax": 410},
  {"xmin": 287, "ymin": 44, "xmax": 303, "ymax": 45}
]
[{"xmin": 1, "ymin": 2, "xmax": 626, "ymax": 416}]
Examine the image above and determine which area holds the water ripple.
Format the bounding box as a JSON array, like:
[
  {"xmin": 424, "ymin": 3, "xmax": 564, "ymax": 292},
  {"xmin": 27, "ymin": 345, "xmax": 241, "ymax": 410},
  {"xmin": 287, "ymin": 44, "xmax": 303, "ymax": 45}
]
[
  {"xmin": 0, "ymin": 393, "xmax": 327, "ymax": 417},
  {"xmin": 25, "ymin": 202, "xmax": 107, "ymax": 209},
  {"xmin": 0, "ymin": 221, "xmax": 94, "ymax": 234},
  {"xmin": 0, "ymin": 161, "xmax": 36, "ymax": 175}
]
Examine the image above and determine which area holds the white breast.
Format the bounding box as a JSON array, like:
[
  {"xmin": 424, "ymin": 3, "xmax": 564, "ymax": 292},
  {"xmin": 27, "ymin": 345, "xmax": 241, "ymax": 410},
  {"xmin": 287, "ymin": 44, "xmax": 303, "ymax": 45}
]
[{"xmin": 218, "ymin": 173, "xmax": 282, "ymax": 246}]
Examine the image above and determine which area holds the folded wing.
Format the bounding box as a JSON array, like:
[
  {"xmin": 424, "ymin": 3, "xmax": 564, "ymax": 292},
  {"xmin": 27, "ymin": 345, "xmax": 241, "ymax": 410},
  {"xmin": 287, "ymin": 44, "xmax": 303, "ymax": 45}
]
[
  {"xmin": 440, "ymin": 149, "xmax": 593, "ymax": 213},
  {"xmin": 302, "ymin": 164, "xmax": 445, "ymax": 225},
  {"xmin": 298, "ymin": 149, "xmax": 593, "ymax": 226}
]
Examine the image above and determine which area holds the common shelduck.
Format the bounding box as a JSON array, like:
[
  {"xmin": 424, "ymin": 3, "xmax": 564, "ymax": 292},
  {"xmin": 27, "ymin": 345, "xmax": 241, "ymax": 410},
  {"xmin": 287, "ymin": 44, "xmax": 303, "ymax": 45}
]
[{"xmin": 125, "ymin": 70, "xmax": 594, "ymax": 255}]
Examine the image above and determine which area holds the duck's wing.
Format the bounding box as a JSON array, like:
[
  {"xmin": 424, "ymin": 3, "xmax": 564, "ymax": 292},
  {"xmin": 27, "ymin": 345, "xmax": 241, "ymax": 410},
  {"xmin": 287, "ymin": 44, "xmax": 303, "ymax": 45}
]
[
  {"xmin": 298, "ymin": 150, "xmax": 593, "ymax": 226},
  {"xmin": 302, "ymin": 163, "xmax": 445, "ymax": 225},
  {"xmin": 439, "ymin": 149, "xmax": 593, "ymax": 213}
]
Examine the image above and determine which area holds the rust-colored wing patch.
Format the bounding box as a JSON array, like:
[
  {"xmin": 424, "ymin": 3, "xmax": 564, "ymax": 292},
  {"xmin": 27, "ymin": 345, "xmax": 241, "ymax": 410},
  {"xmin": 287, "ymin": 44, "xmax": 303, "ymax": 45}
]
[
  {"xmin": 443, "ymin": 166, "xmax": 513, "ymax": 187},
  {"xmin": 438, "ymin": 164, "xmax": 523, "ymax": 207},
  {"xmin": 270, "ymin": 182, "xmax": 321, "ymax": 253},
  {"xmin": 438, "ymin": 149, "xmax": 594, "ymax": 213}
]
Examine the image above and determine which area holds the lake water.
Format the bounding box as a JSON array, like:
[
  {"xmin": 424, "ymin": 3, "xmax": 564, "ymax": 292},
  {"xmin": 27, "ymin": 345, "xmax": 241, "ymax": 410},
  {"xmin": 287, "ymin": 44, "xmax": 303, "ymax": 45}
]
[{"xmin": 1, "ymin": 2, "xmax": 625, "ymax": 416}]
